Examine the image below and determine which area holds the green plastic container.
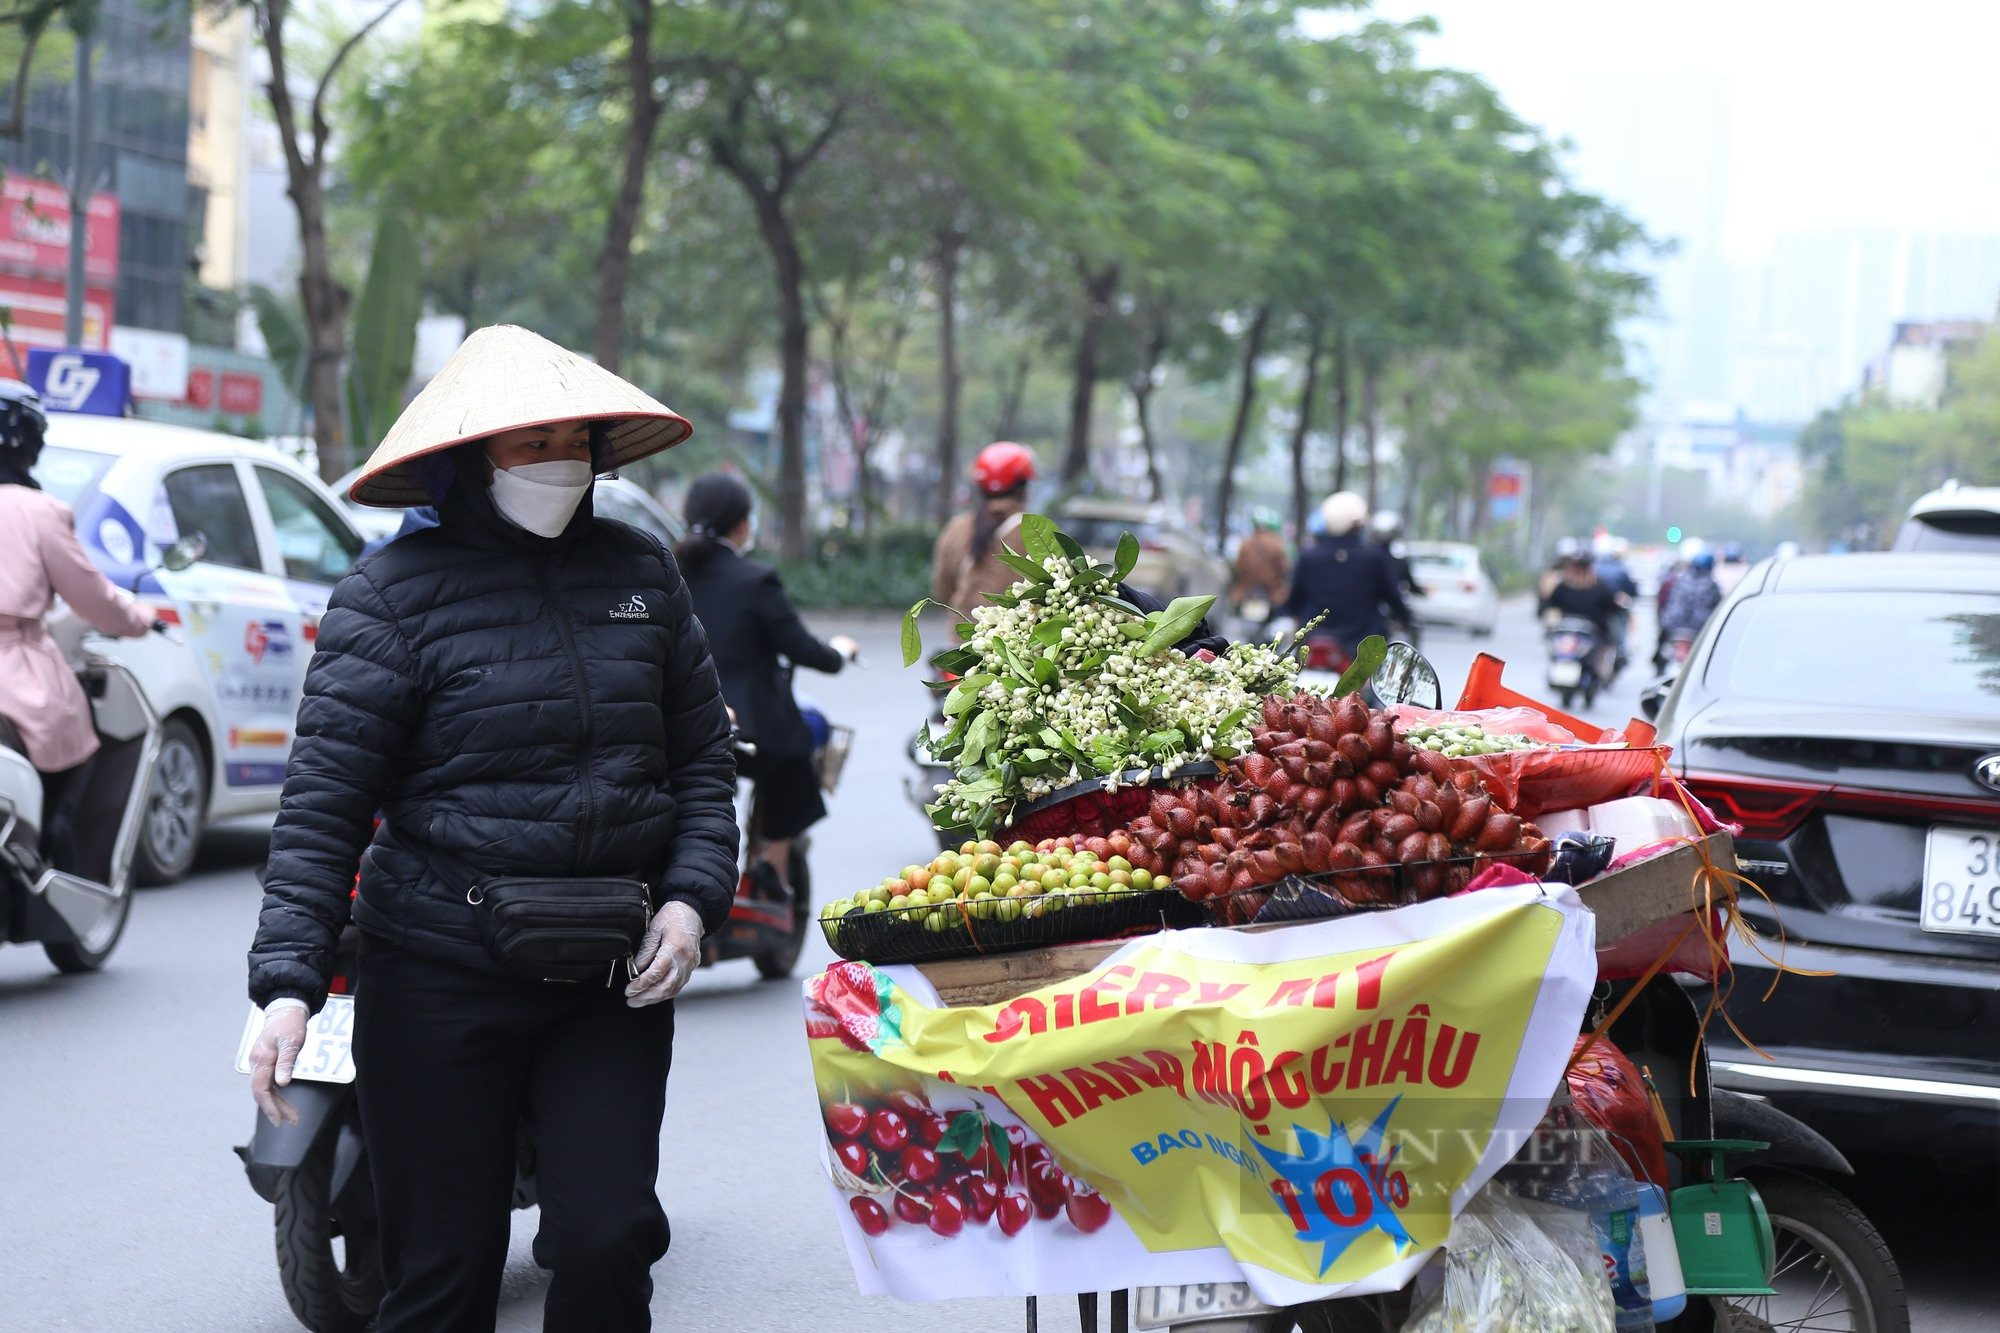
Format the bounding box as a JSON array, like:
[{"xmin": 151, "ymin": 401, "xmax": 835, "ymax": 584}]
[{"xmin": 1666, "ymin": 1139, "xmax": 1777, "ymax": 1296}]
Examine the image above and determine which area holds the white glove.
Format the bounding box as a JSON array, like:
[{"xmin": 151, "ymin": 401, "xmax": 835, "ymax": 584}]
[
  {"xmin": 829, "ymin": 634, "xmax": 861, "ymax": 662},
  {"xmin": 249, "ymin": 999, "xmax": 310, "ymax": 1127},
  {"xmin": 625, "ymin": 900, "xmax": 703, "ymax": 1007}
]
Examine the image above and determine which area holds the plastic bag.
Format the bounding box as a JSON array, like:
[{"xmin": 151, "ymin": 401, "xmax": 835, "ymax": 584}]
[
  {"xmin": 1567, "ymin": 1037, "xmax": 1670, "ymax": 1187},
  {"xmin": 1405, "ymin": 1183, "xmax": 1616, "ymax": 1333},
  {"xmin": 1384, "ymin": 705, "xmax": 1668, "ymax": 817}
]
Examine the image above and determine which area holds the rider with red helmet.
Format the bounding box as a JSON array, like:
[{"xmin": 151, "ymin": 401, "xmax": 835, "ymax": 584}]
[{"xmin": 932, "ymin": 442, "xmax": 1036, "ymax": 611}]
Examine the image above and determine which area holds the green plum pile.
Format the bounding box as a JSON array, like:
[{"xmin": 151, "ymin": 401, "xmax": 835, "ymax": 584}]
[
  {"xmin": 1115, "ymin": 693, "xmax": 1552, "ymax": 923},
  {"xmin": 1403, "ymin": 722, "xmax": 1549, "ymax": 756},
  {"xmin": 819, "ymin": 836, "xmax": 1166, "ymax": 933}
]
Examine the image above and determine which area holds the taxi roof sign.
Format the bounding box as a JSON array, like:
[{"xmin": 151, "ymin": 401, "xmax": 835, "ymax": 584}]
[{"xmin": 26, "ymin": 348, "xmax": 132, "ymax": 416}]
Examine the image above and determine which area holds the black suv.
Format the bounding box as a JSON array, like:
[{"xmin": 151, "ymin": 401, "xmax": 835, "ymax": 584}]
[{"xmin": 1654, "ymin": 553, "xmax": 2000, "ymax": 1162}]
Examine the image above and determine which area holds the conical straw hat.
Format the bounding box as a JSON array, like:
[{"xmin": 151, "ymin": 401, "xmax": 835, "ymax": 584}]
[{"xmin": 348, "ymin": 324, "xmax": 693, "ymax": 507}]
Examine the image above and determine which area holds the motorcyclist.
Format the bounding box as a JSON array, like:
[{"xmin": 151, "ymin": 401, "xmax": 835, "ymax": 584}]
[
  {"xmin": 1591, "ymin": 541, "xmax": 1638, "ymax": 670},
  {"xmin": 1538, "ymin": 554, "xmax": 1621, "ymax": 684},
  {"xmin": 1538, "ymin": 536, "xmax": 1583, "ymax": 600},
  {"xmin": 0, "ymin": 380, "xmax": 156, "ymax": 865},
  {"xmin": 1660, "ymin": 548, "xmax": 1725, "ymax": 648},
  {"xmin": 1230, "ymin": 508, "xmax": 1290, "ymax": 623},
  {"xmin": 1367, "ymin": 510, "xmax": 1423, "ymax": 643},
  {"xmin": 932, "ymin": 442, "xmax": 1035, "ymax": 611},
  {"xmin": 1715, "ymin": 541, "xmax": 1751, "ymax": 595},
  {"xmin": 1281, "ymin": 491, "xmax": 1410, "ymax": 654},
  {"xmin": 676, "ymin": 471, "xmax": 857, "ymax": 903}
]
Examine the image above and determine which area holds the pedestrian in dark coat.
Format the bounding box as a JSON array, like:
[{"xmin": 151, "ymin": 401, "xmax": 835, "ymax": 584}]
[
  {"xmin": 676, "ymin": 472, "xmax": 855, "ymax": 897},
  {"xmin": 245, "ymin": 325, "xmax": 735, "ymax": 1333}
]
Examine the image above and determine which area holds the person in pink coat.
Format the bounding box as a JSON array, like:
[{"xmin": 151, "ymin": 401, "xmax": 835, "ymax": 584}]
[{"xmin": 0, "ymin": 381, "xmax": 154, "ymax": 851}]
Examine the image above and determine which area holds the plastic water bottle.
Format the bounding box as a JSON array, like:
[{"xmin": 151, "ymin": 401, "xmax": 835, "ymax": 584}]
[
  {"xmin": 1637, "ymin": 1181, "xmax": 1686, "ymax": 1323},
  {"xmin": 1547, "ymin": 1131, "xmax": 1655, "ymax": 1331}
]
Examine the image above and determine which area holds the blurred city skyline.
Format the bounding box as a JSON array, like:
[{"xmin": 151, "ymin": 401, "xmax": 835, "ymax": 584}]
[{"xmin": 1316, "ymin": 1, "xmax": 2000, "ymax": 425}]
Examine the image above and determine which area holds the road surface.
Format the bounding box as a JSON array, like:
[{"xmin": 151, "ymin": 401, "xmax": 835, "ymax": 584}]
[{"xmin": 0, "ymin": 603, "xmax": 1986, "ymax": 1330}]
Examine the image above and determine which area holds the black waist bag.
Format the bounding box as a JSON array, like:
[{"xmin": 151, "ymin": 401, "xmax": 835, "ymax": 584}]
[{"xmin": 467, "ymin": 876, "xmax": 654, "ymax": 984}]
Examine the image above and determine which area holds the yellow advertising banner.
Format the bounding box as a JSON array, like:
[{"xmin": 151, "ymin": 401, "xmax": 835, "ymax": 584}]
[{"xmin": 805, "ymin": 883, "xmax": 1596, "ymax": 1305}]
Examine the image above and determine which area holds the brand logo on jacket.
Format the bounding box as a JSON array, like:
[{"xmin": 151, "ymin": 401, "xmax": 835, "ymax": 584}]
[
  {"xmin": 1975, "ymin": 754, "xmax": 2000, "ymax": 794},
  {"xmin": 609, "ymin": 593, "xmax": 651, "ymax": 621}
]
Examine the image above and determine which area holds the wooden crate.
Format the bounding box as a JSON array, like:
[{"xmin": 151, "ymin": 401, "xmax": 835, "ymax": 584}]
[{"xmin": 914, "ymin": 833, "xmax": 1736, "ymax": 1009}]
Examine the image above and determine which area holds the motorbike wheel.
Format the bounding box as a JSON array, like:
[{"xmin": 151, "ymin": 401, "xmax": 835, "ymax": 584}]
[
  {"xmin": 274, "ymin": 1127, "xmax": 384, "ymax": 1333},
  {"xmin": 753, "ymin": 846, "xmax": 813, "ymax": 980},
  {"xmin": 1559, "ymin": 686, "xmax": 1577, "ymax": 708},
  {"xmin": 135, "ymin": 718, "xmax": 208, "ymax": 886},
  {"xmin": 1692, "ymin": 1171, "xmax": 1908, "ymax": 1333},
  {"xmin": 41, "ymin": 888, "xmax": 132, "ymax": 973}
]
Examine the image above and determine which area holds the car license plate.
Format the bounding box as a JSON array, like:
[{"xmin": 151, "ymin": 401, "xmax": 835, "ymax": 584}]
[
  {"xmin": 1134, "ymin": 1283, "xmax": 1274, "ymax": 1328},
  {"xmin": 1548, "ymin": 660, "xmax": 1583, "ymax": 686},
  {"xmin": 233, "ymin": 996, "xmax": 357, "ymax": 1084},
  {"xmin": 1921, "ymin": 826, "xmax": 2000, "ymax": 937}
]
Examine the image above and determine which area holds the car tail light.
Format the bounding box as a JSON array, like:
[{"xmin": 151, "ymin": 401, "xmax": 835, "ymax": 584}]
[
  {"xmin": 1685, "ymin": 770, "xmax": 2000, "ymax": 840},
  {"xmin": 1460, "ymin": 579, "xmax": 1479, "ymax": 592},
  {"xmin": 1683, "ymin": 771, "xmax": 1830, "ymax": 840},
  {"xmin": 1552, "ymin": 635, "xmax": 1581, "ymax": 655}
]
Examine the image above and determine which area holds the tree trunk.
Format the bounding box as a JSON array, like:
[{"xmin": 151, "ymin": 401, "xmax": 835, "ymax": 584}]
[
  {"xmin": 1287, "ymin": 318, "xmax": 1324, "ymax": 541},
  {"xmin": 992, "ymin": 348, "xmax": 1030, "ymax": 442},
  {"xmin": 592, "ymin": 0, "xmax": 661, "ymax": 373},
  {"xmin": 933, "ymin": 230, "xmax": 963, "ymax": 523},
  {"xmin": 739, "ymin": 187, "xmax": 811, "ymax": 560},
  {"xmin": 259, "ymin": 2, "xmax": 346, "ymax": 480},
  {"xmin": 1361, "ymin": 357, "xmax": 1381, "ymax": 511},
  {"xmin": 1129, "ymin": 305, "xmax": 1169, "ymax": 502},
  {"xmin": 1063, "ymin": 261, "xmax": 1118, "ymax": 484},
  {"xmin": 1214, "ymin": 304, "xmax": 1271, "ymax": 548},
  {"xmin": 1399, "ymin": 388, "xmax": 1421, "ymax": 534},
  {"xmin": 1331, "ymin": 328, "xmax": 1351, "ymax": 494}
]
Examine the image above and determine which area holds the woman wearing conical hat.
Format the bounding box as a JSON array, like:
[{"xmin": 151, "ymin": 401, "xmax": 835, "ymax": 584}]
[{"xmin": 243, "ymin": 326, "xmax": 737, "ymax": 1331}]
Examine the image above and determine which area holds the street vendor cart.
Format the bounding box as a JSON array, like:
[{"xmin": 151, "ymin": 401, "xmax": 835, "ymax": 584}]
[{"xmin": 807, "ymin": 524, "xmax": 1906, "ymax": 1333}]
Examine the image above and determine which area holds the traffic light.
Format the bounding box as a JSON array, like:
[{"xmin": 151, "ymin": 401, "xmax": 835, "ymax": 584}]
[{"xmin": 1666, "ymin": 526, "xmax": 1683, "ymax": 543}]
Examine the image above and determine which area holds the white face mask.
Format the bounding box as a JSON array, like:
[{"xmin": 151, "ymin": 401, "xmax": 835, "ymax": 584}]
[{"xmin": 487, "ymin": 457, "xmax": 592, "ymax": 538}]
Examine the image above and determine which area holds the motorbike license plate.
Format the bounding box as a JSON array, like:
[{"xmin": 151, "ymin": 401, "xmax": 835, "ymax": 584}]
[
  {"xmin": 1921, "ymin": 826, "xmax": 2000, "ymax": 937},
  {"xmin": 233, "ymin": 996, "xmax": 357, "ymax": 1084},
  {"xmin": 1548, "ymin": 660, "xmax": 1584, "ymax": 687},
  {"xmin": 1134, "ymin": 1283, "xmax": 1274, "ymax": 1328}
]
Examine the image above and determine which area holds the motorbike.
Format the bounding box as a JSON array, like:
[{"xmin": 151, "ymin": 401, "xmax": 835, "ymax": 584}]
[
  {"xmin": 236, "ymin": 706, "xmax": 849, "ymax": 1332},
  {"xmin": 0, "ymin": 538, "xmax": 198, "ymax": 973},
  {"xmin": 1545, "ymin": 615, "xmax": 1603, "ymax": 709}
]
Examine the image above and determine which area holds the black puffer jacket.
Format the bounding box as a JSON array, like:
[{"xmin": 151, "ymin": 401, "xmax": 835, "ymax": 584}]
[{"xmin": 247, "ymin": 473, "xmax": 738, "ymax": 1010}]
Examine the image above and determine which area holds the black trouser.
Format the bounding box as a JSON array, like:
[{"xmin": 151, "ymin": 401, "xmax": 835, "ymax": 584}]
[{"xmin": 354, "ymin": 933, "xmax": 676, "ymax": 1332}]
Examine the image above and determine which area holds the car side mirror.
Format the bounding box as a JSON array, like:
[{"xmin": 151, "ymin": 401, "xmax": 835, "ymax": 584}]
[
  {"xmin": 161, "ymin": 533, "xmax": 206, "ymax": 572},
  {"xmin": 1639, "ymin": 675, "xmax": 1672, "ymax": 721},
  {"xmin": 1371, "ymin": 641, "xmax": 1443, "ymax": 710}
]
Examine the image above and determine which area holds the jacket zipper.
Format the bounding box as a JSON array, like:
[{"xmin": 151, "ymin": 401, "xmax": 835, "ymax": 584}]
[{"xmin": 538, "ymin": 557, "xmax": 597, "ymax": 863}]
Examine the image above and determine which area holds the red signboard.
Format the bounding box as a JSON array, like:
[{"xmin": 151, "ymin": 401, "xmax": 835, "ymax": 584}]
[
  {"xmin": 184, "ymin": 368, "xmax": 265, "ymax": 415},
  {"xmin": 0, "ymin": 178, "xmax": 120, "ymax": 285},
  {"xmin": 0, "ymin": 273, "xmax": 117, "ymax": 375}
]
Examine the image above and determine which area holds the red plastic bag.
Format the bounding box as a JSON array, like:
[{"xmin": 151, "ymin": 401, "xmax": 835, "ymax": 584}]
[
  {"xmin": 1386, "ymin": 706, "xmax": 1669, "ymax": 817},
  {"xmin": 1566, "ymin": 1036, "xmax": 1669, "ymax": 1187}
]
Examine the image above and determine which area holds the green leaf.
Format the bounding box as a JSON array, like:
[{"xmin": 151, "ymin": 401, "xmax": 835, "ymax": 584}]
[
  {"xmin": 1032, "ymin": 656, "xmax": 1059, "ymax": 686},
  {"xmin": 1113, "ymin": 531, "xmax": 1141, "ymax": 581},
  {"xmin": 931, "ymin": 645, "xmax": 980, "ymax": 676},
  {"xmin": 901, "ymin": 600, "xmax": 929, "ymax": 667},
  {"xmin": 1018, "ymin": 513, "xmax": 1057, "ymax": 562},
  {"xmin": 1333, "ymin": 635, "xmax": 1390, "ymax": 698},
  {"xmin": 1136, "ymin": 595, "xmax": 1217, "ymax": 658},
  {"xmin": 962, "ymin": 712, "xmax": 1000, "ymax": 767},
  {"xmin": 1053, "ymin": 531, "xmax": 1087, "ymax": 563},
  {"xmin": 347, "ymin": 211, "xmax": 423, "ymax": 452},
  {"xmin": 938, "ymin": 1111, "xmax": 986, "ymax": 1159},
  {"xmin": 986, "ymin": 592, "xmax": 1022, "ymax": 609},
  {"xmin": 1094, "ymin": 593, "xmax": 1144, "ymax": 616},
  {"xmin": 954, "ymin": 620, "xmax": 978, "ymax": 641},
  {"xmin": 988, "ymin": 1122, "xmax": 1011, "ymax": 1174},
  {"xmin": 1030, "ymin": 615, "xmax": 1071, "ymax": 646},
  {"xmin": 943, "ymin": 674, "xmax": 993, "ymax": 716},
  {"xmin": 992, "ymin": 547, "xmax": 1052, "ymax": 584}
]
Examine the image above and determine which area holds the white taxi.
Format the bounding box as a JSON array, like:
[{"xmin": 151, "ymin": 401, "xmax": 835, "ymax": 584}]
[{"xmin": 33, "ymin": 415, "xmax": 367, "ymax": 883}]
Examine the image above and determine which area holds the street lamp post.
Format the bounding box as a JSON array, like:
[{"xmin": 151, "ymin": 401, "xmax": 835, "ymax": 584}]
[{"xmin": 63, "ymin": 17, "xmax": 96, "ymax": 347}]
